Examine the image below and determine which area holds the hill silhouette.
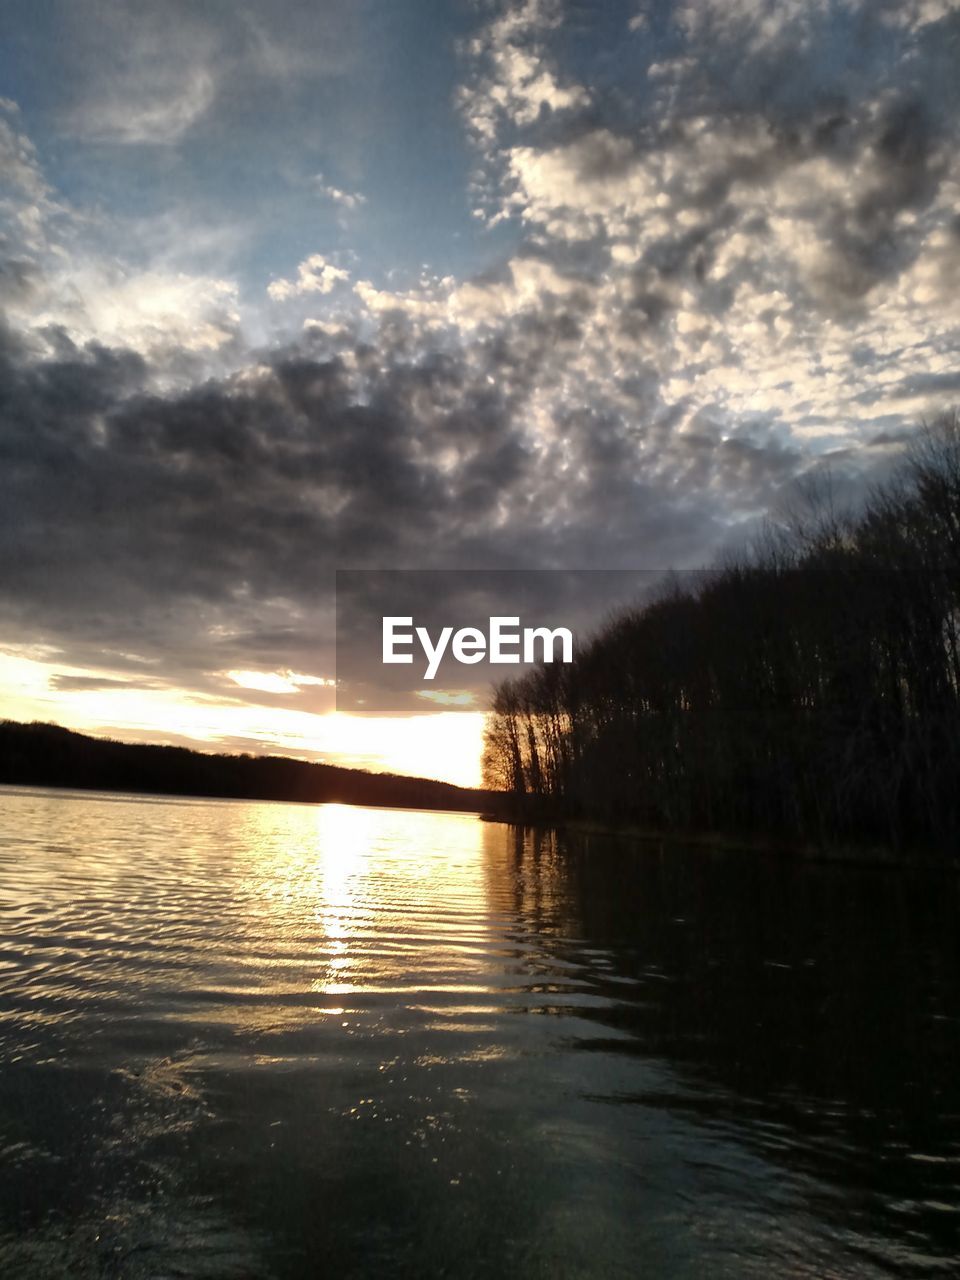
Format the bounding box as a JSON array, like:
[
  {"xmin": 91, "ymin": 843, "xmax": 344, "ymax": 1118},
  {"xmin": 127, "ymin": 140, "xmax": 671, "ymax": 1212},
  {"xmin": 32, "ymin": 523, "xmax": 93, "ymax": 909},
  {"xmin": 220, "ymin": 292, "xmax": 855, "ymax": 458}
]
[{"xmin": 0, "ymin": 720, "xmax": 507, "ymax": 816}]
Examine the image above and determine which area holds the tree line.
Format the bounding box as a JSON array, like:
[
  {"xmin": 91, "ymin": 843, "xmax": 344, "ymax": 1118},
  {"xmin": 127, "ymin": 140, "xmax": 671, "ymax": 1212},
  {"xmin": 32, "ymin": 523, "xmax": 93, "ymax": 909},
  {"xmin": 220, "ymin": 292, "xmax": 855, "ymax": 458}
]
[
  {"xmin": 0, "ymin": 720, "xmax": 509, "ymax": 817},
  {"xmin": 482, "ymin": 412, "xmax": 960, "ymax": 856}
]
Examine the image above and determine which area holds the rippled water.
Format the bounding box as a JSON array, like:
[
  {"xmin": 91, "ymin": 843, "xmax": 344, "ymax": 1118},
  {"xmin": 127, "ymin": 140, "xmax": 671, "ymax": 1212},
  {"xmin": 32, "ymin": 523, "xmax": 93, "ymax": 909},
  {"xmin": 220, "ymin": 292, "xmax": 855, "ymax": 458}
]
[{"xmin": 1, "ymin": 786, "xmax": 959, "ymax": 1278}]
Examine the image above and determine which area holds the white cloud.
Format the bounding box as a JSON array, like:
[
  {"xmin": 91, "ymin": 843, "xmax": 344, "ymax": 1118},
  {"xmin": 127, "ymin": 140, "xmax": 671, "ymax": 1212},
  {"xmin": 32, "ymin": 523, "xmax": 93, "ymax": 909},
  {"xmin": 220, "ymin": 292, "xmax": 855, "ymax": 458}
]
[
  {"xmin": 0, "ymin": 101, "xmax": 241, "ymax": 362},
  {"xmin": 0, "ymin": 101, "xmax": 50, "ymax": 203},
  {"xmin": 57, "ymin": 266, "xmax": 240, "ymax": 354},
  {"xmin": 458, "ymin": 0, "xmax": 589, "ymax": 147},
  {"xmin": 674, "ymin": 0, "xmax": 834, "ymax": 48},
  {"xmin": 268, "ymin": 254, "xmax": 350, "ymax": 301},
  {"xmin": 64, "ymin": 5, "xmax": 221, "ymax": 145},
  {"xmin": 60, "ymin": 1, "xmax": 363, "ymax": 146},
  {"xmin": 227, "ymin": 669, "xmax": 336, "ymax": 695},
  {"xmin": 349, "ymin": 257, "xmax": 585, "ymax": 337},
  {"xmin": 352, "ymin": 276, "xmax": 451, "ymax": 323},
  {"xmin": 76, "ymin": 67, "xmax": 216, "ymax": 146},
  {"xmin": 505, "ymin": 129, "xmax": 659, "ymax": 240},
  {"xmin": 313, "ymin": 175, "xmax": 366, "ymax": 212}
]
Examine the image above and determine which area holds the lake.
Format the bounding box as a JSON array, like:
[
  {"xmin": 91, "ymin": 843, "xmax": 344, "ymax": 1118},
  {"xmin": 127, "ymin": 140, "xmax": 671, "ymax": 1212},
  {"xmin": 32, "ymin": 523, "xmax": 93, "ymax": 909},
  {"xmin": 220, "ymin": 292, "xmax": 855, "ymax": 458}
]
[{"xmin": 0, "ymin": 786, "xmax": 958, "ymax": 1278}]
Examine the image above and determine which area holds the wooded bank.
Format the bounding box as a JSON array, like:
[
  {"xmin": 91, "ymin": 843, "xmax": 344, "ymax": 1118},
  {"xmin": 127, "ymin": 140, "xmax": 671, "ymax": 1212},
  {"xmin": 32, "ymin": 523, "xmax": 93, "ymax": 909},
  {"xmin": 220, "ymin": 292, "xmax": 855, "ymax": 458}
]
[{"xmin": 483, "ymin": 413, "xmax": 960, "ymax": 858}]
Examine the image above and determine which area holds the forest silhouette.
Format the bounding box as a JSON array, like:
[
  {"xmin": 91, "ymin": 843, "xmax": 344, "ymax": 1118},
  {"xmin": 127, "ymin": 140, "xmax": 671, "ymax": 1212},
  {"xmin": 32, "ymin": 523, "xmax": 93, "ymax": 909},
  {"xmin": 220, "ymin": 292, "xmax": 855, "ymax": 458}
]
[
  {"xmin": 483, "ymin": 413, "xmax": 960, "ymax": 857},
  {"xmin": 0, "ymin": 720, "xmax": 506, "ymax": 816}
]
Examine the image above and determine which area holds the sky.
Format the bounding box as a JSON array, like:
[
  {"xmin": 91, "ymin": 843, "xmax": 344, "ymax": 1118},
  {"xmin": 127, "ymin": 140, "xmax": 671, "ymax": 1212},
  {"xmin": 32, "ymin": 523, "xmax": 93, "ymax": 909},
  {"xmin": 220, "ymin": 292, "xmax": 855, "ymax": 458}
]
[{"xmin": 2, "ymin": 0, "xmax": 960, "ymax": 787}]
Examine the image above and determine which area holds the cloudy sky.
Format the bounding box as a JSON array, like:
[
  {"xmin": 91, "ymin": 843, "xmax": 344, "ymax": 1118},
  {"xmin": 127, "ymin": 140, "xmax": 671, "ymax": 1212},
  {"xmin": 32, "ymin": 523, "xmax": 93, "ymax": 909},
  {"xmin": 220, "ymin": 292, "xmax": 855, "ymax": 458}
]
[{"xmin": 2, "ymin": 0, "xmax": 959, "ymax": 785}]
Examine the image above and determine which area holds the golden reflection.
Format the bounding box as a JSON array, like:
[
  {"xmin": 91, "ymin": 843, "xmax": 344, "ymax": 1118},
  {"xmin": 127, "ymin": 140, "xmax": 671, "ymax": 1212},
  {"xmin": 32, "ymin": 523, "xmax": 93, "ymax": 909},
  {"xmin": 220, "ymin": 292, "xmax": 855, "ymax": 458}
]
[
  {"xmin": 310, "ymin": 804, "xmax": 375, "ymax": 996},
  {"xmin": 2, "ymin": 787, "xmax": 581, "ymax": 1071},
  {"xmin": 229, "ymin": 800, "xmax": 503, "ymax": 1031}
]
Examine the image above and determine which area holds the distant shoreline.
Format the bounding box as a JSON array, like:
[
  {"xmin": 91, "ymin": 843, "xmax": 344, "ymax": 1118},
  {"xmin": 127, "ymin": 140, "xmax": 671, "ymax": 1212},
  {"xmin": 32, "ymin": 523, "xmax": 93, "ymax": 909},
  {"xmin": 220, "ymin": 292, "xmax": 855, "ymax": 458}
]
[
  {"xmin": 6, "ymin": 722, "xmax": 954, "ymax": 867},
  {"xmin": 0, "ymin": 780, "xmax": 508, "ymax": 823},
  {"xmin": 0, "ymin": 720, "xmax": 511, "ymax": 820}
]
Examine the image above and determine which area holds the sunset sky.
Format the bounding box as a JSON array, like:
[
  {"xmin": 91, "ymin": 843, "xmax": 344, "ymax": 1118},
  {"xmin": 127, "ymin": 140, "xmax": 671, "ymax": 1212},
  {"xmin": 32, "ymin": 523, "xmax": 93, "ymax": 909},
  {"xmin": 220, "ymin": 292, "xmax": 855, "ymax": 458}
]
[{"xmin": 2, "ymin": 0, "xmax": 960, "ymax": 786}]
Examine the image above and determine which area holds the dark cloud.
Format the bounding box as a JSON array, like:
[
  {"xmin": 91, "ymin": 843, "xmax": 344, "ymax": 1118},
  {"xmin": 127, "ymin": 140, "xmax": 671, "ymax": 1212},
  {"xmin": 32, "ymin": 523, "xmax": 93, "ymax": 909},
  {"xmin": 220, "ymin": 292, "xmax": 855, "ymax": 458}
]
[
  {"xmin": 0, "ymin": 300, "xmax": 828, "ymax": 699},
  {"xmin": 2, "ymin": 0, "xmax": 959, "ymax": 725},
  {"xmin": 50, "ymin": 674, "xmax": 163, "ymax": 692},
  {"xmin": 478, "ymin": 1, "xmax": 960, "ymax": 324},
  {"xmin": 0, "ymin": 255, "xmax": 41, "ymax": 307},
  {"xmin": 897, "ymin": 371, "xmax": 960, "ymax": 397}
]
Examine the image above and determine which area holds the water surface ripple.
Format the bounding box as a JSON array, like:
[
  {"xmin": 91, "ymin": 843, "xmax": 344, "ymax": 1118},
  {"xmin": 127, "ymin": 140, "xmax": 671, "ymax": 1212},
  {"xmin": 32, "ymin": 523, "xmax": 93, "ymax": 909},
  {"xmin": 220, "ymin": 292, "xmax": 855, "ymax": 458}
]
[{"xmin": 1, "ymin": 786, "xmax": 958, "ymax": 1278}]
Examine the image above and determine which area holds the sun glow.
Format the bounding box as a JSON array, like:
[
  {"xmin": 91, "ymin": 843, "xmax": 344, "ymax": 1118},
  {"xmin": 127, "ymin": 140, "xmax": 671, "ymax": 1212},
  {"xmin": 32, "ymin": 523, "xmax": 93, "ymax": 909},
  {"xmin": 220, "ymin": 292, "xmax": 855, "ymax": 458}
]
[
  {"xmin": 0, "ymin": 649, "xmax": 485, "ymax": 788},
  {"xmin": 227, "ymin": 669, "xmax": 337, "ymax": 694}
]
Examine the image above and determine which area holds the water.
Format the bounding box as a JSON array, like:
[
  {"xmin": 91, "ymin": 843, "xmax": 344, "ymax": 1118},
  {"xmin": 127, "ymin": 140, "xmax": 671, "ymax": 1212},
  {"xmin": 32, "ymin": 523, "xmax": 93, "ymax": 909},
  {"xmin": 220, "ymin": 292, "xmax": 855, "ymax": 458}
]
[{"xmin": 0, "ymin": 786, "xmax": 958, "ymax": 1279}]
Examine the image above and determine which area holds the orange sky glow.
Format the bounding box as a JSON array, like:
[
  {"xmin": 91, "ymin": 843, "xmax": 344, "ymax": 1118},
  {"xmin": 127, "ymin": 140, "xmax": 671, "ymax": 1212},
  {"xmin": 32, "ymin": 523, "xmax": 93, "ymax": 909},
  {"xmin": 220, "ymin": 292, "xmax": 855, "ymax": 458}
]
[{"xmin": 0, "ymin": 650, "xmax": 486, "ymax": 790}]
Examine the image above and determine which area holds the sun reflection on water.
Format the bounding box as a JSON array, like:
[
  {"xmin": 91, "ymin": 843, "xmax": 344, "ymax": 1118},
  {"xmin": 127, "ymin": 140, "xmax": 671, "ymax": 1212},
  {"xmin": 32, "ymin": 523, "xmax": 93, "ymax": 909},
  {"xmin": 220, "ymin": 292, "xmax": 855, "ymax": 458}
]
[
  {"xmin": 230, "ymin": 801, "xmax": 498, "ymax": 1013},
  {"xmin": 311, "ymin": 804, "xmax": 371, "ymax": 996}
]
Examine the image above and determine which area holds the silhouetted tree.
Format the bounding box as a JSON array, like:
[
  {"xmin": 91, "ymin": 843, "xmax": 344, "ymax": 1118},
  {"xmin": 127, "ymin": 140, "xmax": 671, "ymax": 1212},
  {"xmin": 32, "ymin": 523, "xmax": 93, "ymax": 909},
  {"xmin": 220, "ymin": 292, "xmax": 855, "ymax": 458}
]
[{"xmin": 483, "ymin": 412, "xmax": 960, "ymax": 858}]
